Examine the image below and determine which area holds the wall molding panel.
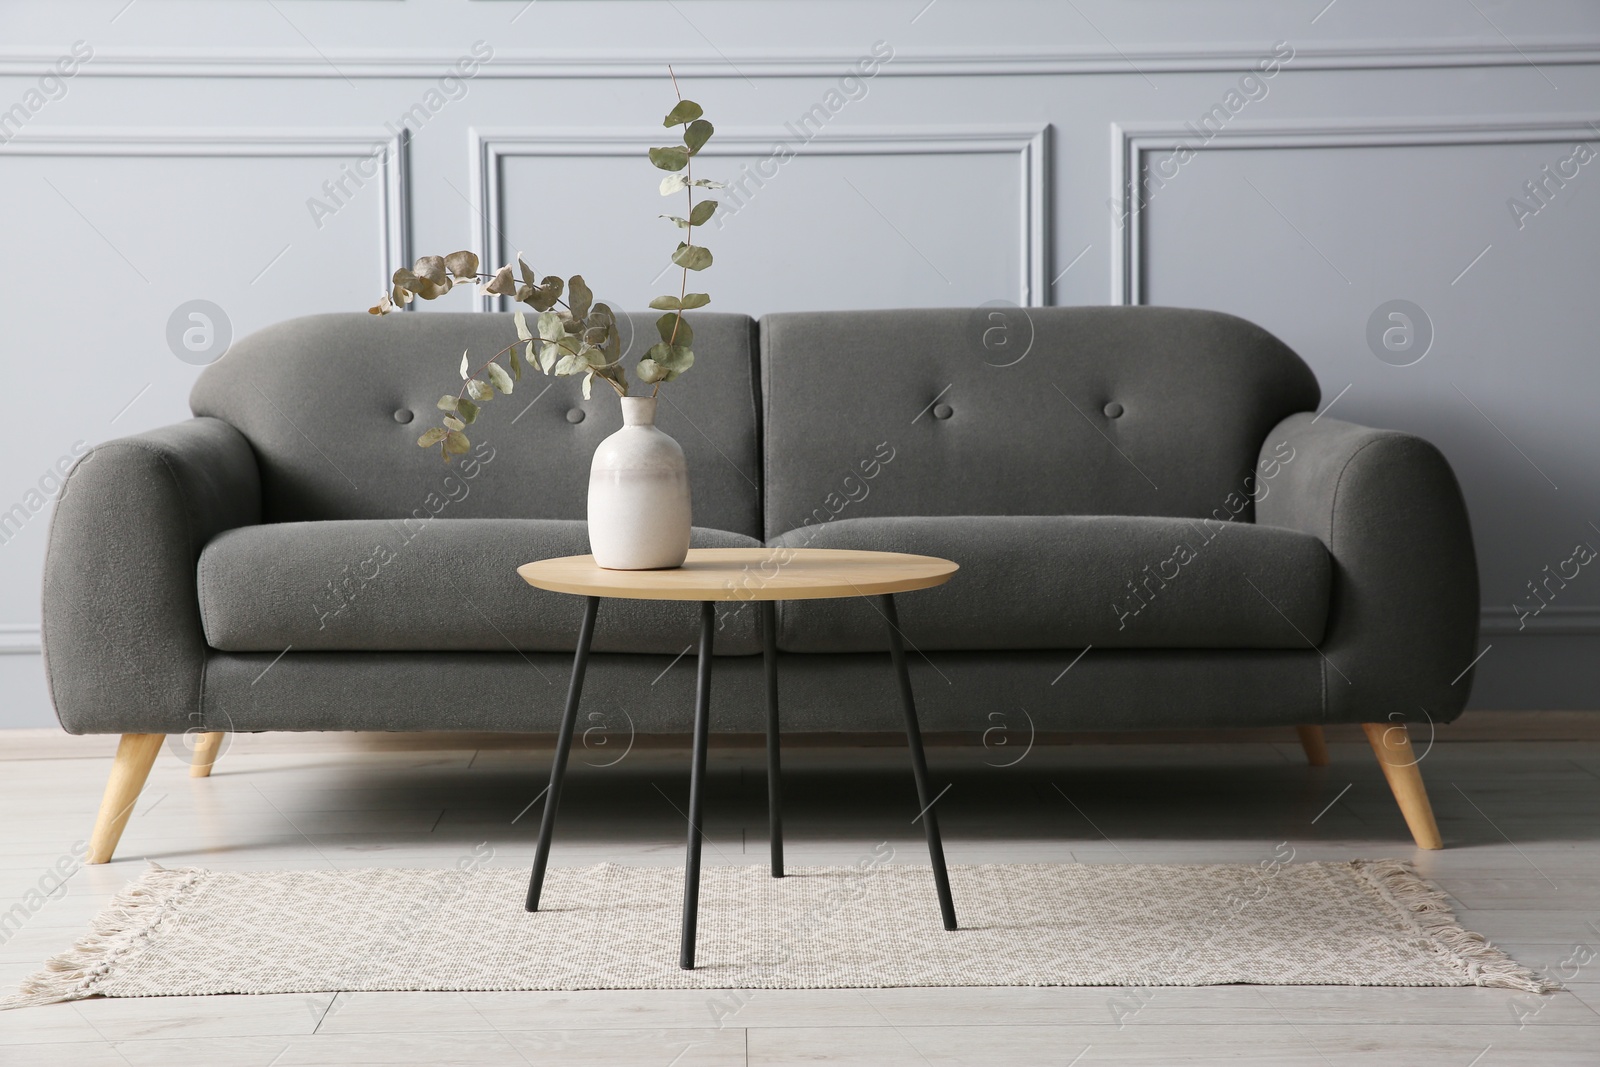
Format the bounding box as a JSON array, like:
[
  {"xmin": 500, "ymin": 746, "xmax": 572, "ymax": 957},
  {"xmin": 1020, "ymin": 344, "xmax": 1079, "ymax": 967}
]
[
  {"xmin": 1109, "ymin": 116, "xmax": 1600, "ymax": 306},
  {"xmin": 0, "ymin": 127, "xmax": 412, "ymax": 293},
  {"xmin": 469, "ymin": 124, "xmax": 1050, "ymax": 309},
  {"xmin": 4, "ymin": 41, "xmax": 1600, "ymax": 80}
]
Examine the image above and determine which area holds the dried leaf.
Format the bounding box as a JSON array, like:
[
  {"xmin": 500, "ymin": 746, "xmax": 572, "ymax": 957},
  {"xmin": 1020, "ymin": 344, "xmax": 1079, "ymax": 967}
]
[
  {"xmin": 480, "ymin": 265, "xmax": 517, "ymax": 297},
  {"xmin": 445, "ymin": 250, "xmax": 479, "ymax": 281},
  {"xmin": 537, "ymin": 311, "xmax": 565, "ymax": 343},
  {"xmin": 444, "ymin": 430, "xmax": 471, "ymax": 455},
  {"xmin": 567, "ymin": 275, "xmax": 593, "ymax": 320},
  {"xmin": 417, "ymin": 427, "xmax": 448, "ymax": 447},
  {"xmin": 527, "ymin": 275, "xmax": 564, "ymax": 312},
  {"xmin": 442, "ymin": 415, "xmax": 465, "ymax": 431},
  {"xmin": 437, "ymin": 395, "xmax": 459, "ymax": 412},
  {"xmin": 466, "ymin": 378, "xmax": 494, "ymax": 402},
  {"xmin": 413, "ymin": 256, "xmax": 449, "ymax": 285},
  {"xmin": 486, "ymin": 361, "xmax": 514, "ymax": 394}
]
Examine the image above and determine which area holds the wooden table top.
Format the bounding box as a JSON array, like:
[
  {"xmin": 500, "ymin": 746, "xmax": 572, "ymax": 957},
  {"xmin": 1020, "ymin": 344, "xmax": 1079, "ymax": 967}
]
[{"xmin": 517, "ymin": 548, "xmax": 958, "ymax": 602}]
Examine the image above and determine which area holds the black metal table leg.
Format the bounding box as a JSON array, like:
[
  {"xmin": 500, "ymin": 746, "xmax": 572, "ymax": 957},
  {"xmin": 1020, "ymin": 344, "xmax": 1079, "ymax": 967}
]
[
  {"xmin": 526, "ymin": 595, "xmax": 600, "ymax": 912},
  {"xmin": 881, "ymin": 593, "xmax": 958, "ymax": 931},
  {"xmin": 680, "ymin": 600, "xmax": 716, "ymax": 969},
  {"xmin": 762, "ymin": 600, "xmax": 784, "ymax": 878}
]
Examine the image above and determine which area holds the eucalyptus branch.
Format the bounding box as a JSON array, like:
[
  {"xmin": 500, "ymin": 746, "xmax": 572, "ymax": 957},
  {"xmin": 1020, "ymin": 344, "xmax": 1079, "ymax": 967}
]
[{"xmin": 363, "ymin": 77, "xmax": 719, "ymax": 462}]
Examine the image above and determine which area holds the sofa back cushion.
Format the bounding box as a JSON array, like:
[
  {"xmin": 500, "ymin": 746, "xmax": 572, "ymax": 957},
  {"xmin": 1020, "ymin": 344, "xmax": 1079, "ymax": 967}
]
[
  {"xmin": 191, "ymin": 312, "xmax": 763, "ymax": 537},
  {"xmin": 758, "ymin": 306, "xmax": 1320, "ymax": 539}
]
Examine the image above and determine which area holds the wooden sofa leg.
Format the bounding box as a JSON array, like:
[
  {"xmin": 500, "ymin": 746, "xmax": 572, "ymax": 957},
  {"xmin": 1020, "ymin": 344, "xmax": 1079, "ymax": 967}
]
[
  {"xmin": 1295, "ymin": 725, "xmax": 1330, "ymax": 767},
  {"xmin": 88, "ymin": 733, "xmax": 165, "ymax": 864},
  {"xmin": 190, "ymin": 732, "xmax": 225, "ymax": 778},
  {"xmin": 1361, "ymin": 722, "xmax": 1443, "ymax": 850}
]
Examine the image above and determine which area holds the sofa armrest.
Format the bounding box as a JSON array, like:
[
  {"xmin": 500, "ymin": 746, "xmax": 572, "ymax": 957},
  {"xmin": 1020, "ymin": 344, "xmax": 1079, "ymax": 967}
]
[
  {"xmin": 42, "ymin": 418, "xmax": 261, "ymax": 734},
  {"xmin": 1255, "ymin": 412, "xmax": 1479, "ymax": 724}
]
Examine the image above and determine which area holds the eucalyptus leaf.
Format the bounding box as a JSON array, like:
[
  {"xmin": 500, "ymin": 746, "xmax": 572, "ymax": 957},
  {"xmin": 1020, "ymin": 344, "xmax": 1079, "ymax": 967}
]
[
  {"xmin": 635, "ymin": 357, "xmax": 668, "ymax": 384},
  {"xmin": 443, "ymin": 415, "xmax": 465, "ymax": 431},
  {"xmin": 663, "ymin": 99, "xmax": 703, "ymax": 126},
  {"xmin": 655, "ymin": 313, "xmax": 693, "ymax": 348},
  {"xmin": 646, "ymin": 341, "xmax": 694, "ymax": 376},
  {"xmin": 518, "ymin": 256, "xmax": 537, "ymax": 287},
  {"xmin": 437, "ymin": 394, "xmax": 459, "ymax": 412},
  {"xmin": 466, "ymin": 378, "xmax": 494, "ymax": 402},
  {"xmin": 690, "ymin": 200, "xmax": 717, "ymax": 226},
  {"xmin": 672, "ymin": 243, "xmax": 713, "ymax": 271},
  {"xmin": 413, "ymin": 256, "xmax": 449, "ymax": 285},
  {"xmin": 554, "ymin": 353, "xmax": 586, "ymax": 376},
  {"xmin": 658, "ymin": 214, "xmax": 691, "ymax": 229},
  {"xmin": 410, "ymin": 275, "xmax": 447, "ymax": 300},
  {"xmin": 457, "ymin": 397, "xmax": 479, "ymax": 423},
  {"xmin": 510, "ymin": 344, "xmax": 524, "ymax": 380},
  {"xmin": 649, "ymin": 295, "xmax": 683, "ymax": 310},
  {"xmin": 582, "ymin": 371, "xmax": 595, "ymax": 400},
  {"xmin": 687, "ymin": 178, "xmax": 725, "ymax": 189},
  {"xmin": 444, "ymin": 250, "xmax": 479, "ymax": 281},
  {"xmin": 537, "ymin": 311, "xmax": 565, "ymax": 343},
  {"xmin": 538, "ymin": 342, "xmax": 559, "ymax": 374},
  {"xmin": 444, "ymin": 430, "xmax": 471, "ymax": 455},
  {"xmin": 680, "ymin": 292, "xmax": 711, "ymax": 309},
  {"xmin": 486, "ymin": 362, "xmax": 514, "ymax": 394},
  {"xmin": 459, "ymin": 350, "xmax": 470, "ymax": 379},
  {"xmin": 417, "ymin": 427, "xmax": 448, "ymax": 447},
  {"xmin": 480, "ymin": 265, "xmax": 517, "ymax": 297},
  {"xmin": 683, "ymin": 119, "xmax": 713, "ymax": 155},
  {"xmin": 660, "ymin": 174, "xmax": 689, "ymax": 196},
  {"xmin": 513, "ymin": 309, "xmax": 532, "ymax": 342},
  {"xmin": 652, "ymin": 347, "xmax": 697, "ymax": 375},
  {"xmin": 649, "ymin": 146, "xmax": 690, "ymax": 172},
  {"xmin": 527, "ymin": 275, "xmax": 564, "ymax": 312},
  {"xmin": 567, "ymin": 275, "xmax": 593, "ymax": 320}
]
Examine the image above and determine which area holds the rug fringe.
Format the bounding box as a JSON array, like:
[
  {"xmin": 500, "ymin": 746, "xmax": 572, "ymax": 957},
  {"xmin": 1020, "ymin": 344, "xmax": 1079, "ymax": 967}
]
[
  {"xmin": 0, "ymin": 863, "xmax": 207, "ymax": 1010},
  {"xmin": 1352, "ymin": 859, "xmax": 1555, "ymax": 994}
]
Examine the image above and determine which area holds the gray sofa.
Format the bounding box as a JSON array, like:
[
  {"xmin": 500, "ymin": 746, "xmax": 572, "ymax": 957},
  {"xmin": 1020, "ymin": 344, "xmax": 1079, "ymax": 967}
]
[{"xmin": 43, "ymin": 307, "xmax": 1479, "ymax": 861}]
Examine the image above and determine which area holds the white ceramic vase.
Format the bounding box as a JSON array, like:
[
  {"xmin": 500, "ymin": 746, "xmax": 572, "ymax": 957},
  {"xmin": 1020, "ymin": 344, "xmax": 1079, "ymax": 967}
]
[{"xmin": 587, "ymin": 396, "xmax": 692, "ymax": 570}]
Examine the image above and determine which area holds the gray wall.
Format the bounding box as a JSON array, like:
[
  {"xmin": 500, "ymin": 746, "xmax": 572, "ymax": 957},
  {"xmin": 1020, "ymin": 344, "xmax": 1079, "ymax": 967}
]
[{"xmin": 1, "ymin": 1, "xmax": 1596, "ymax": 726}]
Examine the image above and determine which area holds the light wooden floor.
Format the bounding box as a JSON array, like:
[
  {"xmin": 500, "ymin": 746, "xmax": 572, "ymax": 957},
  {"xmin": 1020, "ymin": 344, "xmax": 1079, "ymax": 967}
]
[{"xmin": 2, "ymin": 727, "xmax": 1600, "ymax": 1065}]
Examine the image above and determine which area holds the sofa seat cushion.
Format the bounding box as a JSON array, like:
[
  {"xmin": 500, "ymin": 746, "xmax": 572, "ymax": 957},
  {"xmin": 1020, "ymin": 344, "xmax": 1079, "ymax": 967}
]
[
  {"xmin": 199, "ymin": 519, "xmax": 762, "ymax": 654},
  {"xmin": 770, "ymin": 515, "xmax": 1330, "ymax": 652}
]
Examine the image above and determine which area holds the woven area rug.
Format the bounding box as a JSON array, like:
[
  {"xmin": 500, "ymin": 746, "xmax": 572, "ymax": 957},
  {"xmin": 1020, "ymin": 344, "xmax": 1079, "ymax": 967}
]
[{"xmin": 6, "ymin": 860, "xmax": 1550, "ymax": 1006}]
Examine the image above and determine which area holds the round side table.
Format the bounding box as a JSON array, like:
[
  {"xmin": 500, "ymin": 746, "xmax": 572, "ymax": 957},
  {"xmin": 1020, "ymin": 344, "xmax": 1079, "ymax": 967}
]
[{"xmin": 516, "ymin": 547, "xmax": 960, "ymax": 969}]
